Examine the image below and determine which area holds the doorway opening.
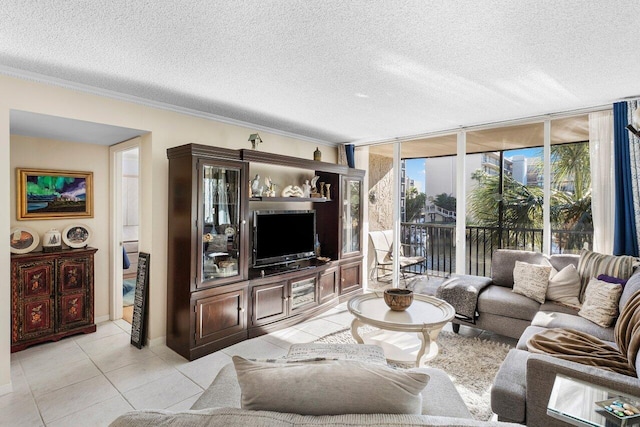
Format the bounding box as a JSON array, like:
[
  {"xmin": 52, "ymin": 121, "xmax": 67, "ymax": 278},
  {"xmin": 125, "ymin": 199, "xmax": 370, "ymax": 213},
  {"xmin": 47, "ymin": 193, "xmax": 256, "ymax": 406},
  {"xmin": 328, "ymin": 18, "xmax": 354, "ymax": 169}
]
[
  {"xmin": 110, "ymin": 138, "xmax": 141, "ymax": 322},
  {"xmin": 121, "ymin": 147, "xmax": 140, "ymax": 323}
]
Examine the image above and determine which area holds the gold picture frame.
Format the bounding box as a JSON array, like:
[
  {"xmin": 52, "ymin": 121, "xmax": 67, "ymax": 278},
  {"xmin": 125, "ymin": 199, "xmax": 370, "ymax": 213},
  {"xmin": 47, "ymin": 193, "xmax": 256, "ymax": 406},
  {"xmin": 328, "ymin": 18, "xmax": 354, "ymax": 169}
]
[{"xmin": 17, "ymin": 168, "xmax": 94, "ymax": 220}]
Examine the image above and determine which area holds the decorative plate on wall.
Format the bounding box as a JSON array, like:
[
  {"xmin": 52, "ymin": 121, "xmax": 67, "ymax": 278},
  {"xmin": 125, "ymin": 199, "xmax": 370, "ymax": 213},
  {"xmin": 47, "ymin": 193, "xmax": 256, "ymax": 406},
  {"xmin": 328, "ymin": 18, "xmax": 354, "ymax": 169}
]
[
  {"xmin": 62, "ymin": 224, "xmax": 92, "ymax": 248},
  {"xmin": 10, "ymin": 227, "xmax": 39, "ymax": 254}
]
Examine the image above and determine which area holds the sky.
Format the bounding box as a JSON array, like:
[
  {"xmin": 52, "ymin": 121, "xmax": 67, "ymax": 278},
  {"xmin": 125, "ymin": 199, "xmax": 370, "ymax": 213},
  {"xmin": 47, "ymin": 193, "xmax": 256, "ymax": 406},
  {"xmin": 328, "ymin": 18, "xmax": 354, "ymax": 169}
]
[{"xmin": 405, "ymin": 147, "xmax": 543, "ymax": 194}]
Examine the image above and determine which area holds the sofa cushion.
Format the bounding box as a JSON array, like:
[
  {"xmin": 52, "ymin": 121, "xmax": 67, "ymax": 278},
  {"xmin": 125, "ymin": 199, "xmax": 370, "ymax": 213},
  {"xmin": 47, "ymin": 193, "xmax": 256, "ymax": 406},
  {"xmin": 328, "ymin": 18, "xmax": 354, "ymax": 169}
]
[
  {"xmin": 109, "ymin": 407, "xmax": 521, "ymax": 427},
  {"xmin": 287, "ymin": 343, "xmax": 387, "ymax": 365},
  {"xmin": 578, "ymin": 278, "xmax": 623, "ymax": 327},
  {"xmin": 531, "ymin": 311, "xmax": 615, "ymax": 342},
  {"xmin": 194, "ymin": 362, "xmax": 473, "ymax": 419},
  {"xmin": 538, "ymin": 301, "xmax": 580, "ymax": 316},
  {"xmin": 491, "ymin": 250, "xmax": 550, "ymax": 288},
  {"xmin": 477, "ymin": 285, "xmax": 540, "ymax": 321},
  {"xmin": 576, "ymin": 249, "xmax": 637, "ymax": 301},
  {"xmin": 620, "ymin": 270, "xmax": 640, "ymax": 312},
  {"xmin": 232, "ymin": 356, "xmax": 429, "ymax": 415},
  {"xmin": 192, "ymin": 364, "xmax": 241, "ymax": 410},
  {"xmin": 545, "ymin": 264, "xmax": 581, "ymax": 307},
  {"xmin": 491, "ymin": 349, "xmax": 529, "ymax": 422},
  {"xmin": 548, "ymin": 253, "xmax": 580, "ymax": 272},
  {"xmin": 516, "ymin": 326, "xmax": 548, "ymax": 350},
  {"xmin": 512, "ymin": 261, "xmax": 552, "ymax": 304}
]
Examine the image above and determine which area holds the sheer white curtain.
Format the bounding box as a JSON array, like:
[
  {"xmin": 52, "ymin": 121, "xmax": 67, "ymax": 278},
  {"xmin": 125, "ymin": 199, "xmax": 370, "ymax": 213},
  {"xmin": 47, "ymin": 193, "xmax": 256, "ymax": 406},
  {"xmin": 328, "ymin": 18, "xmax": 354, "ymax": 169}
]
[{"xmin": 589, "ymin": 110, "xmax": 614, "ymax": 254}]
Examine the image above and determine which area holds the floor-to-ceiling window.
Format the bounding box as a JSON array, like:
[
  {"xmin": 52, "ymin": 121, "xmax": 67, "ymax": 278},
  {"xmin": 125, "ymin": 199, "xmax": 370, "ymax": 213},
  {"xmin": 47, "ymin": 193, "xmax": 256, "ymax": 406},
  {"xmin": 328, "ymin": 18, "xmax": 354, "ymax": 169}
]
[{"xmin": 362, "ymin": 113, "xmax": 596, "ymax": 284}]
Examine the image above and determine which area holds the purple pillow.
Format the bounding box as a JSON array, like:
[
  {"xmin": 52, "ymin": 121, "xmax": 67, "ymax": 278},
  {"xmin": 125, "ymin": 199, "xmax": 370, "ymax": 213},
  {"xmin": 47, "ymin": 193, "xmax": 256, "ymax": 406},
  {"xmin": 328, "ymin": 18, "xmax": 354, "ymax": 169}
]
[{"xmin": 597, "ymin": 274, "xmax": 627, "ymax": 288}]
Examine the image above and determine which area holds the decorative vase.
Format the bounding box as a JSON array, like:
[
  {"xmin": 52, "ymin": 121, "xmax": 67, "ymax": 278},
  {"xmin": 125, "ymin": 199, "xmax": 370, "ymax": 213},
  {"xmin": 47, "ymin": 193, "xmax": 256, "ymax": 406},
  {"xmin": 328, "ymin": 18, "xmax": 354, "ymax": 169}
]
[
  {"xmin": 383, "ymin": 289, "xmax": 413, "ymax": 311},
  {"xmin": 314, "ymin": 147, "xmax": 322, "ymax": 161},
  {"xmin": 43, "ymin": 228, "xmax": 62, "ymax": 252},
  {"xmin": 324, "ymin": 183, "xmax": 331, "ymax": 201}
]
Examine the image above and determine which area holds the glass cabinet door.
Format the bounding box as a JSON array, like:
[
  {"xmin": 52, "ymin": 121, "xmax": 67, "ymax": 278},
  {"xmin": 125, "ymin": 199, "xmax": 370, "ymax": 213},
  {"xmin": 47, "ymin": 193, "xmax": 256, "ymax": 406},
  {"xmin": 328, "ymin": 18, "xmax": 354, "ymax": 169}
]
[
  {"xmin": 342, "ymin": 177, "xmax": 362, "ymax": 255},
  {"xmin": 200, "ymin": 163, "xmax": 242, "ymax": 285}
]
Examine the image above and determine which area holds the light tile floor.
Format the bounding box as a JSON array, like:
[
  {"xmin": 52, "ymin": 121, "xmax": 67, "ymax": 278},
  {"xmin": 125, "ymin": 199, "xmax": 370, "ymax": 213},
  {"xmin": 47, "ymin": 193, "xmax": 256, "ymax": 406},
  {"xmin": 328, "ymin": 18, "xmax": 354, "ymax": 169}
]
[{"xmin": 1, "ymin": 302, "xmax": 516, "ymax": 427}]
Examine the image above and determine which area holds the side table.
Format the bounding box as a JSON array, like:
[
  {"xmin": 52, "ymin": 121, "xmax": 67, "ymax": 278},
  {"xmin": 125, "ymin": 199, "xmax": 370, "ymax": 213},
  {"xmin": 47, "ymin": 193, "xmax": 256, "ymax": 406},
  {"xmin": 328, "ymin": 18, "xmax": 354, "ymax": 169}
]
[{"xmin": 548, "ymin": 374, "xmax": 640, "ymax": 427}]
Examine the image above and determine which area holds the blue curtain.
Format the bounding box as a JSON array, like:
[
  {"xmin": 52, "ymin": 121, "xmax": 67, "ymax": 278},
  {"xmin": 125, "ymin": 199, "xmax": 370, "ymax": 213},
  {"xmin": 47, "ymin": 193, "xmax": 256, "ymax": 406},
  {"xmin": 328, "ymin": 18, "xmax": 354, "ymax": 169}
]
[
  {"xmin": 345, "ymin": 144, "xmax": 355, "ymax": 168},
  {"xmin": 613, "ymin": 101, "xmax": 639, "ymax": 256}
]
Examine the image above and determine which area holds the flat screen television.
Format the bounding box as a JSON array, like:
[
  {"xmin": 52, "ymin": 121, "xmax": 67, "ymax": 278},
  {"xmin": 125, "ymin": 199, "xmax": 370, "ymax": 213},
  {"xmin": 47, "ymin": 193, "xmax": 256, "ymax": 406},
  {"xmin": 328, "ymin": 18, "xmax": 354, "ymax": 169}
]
[{"xmin": 252, "ymin": 210, "xmax": 316, "ymax": 268}]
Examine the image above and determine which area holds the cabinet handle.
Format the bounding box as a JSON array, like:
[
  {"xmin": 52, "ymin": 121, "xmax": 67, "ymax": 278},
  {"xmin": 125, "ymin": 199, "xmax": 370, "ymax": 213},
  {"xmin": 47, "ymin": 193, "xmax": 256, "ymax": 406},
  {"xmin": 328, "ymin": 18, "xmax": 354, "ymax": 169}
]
[
  {"xmin": 238, "ymin": 307, "xmax": 245, "ymax": 313},
  {"xmin": 342, "ymin": 278, "xmax": 345, "ymax": 282},
  {"xmin": 320, "ymin": 285, "xmax": 324, "ymax": 291},
  {"xmin": 283, "ymin": 296, "xmax": 289, "ymax": 301}
]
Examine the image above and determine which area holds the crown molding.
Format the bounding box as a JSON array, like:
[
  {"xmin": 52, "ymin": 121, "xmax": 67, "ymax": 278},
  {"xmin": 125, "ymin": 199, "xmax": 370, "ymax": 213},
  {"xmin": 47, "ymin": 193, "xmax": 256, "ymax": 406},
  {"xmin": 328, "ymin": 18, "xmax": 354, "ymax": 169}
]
[
  {"xmin": 350, "ymin": 105, "xmax": 613, "ymax": 146},
  {"xmin": 0, "ymin": 65, "xmax": 337, "ymax": 147}
]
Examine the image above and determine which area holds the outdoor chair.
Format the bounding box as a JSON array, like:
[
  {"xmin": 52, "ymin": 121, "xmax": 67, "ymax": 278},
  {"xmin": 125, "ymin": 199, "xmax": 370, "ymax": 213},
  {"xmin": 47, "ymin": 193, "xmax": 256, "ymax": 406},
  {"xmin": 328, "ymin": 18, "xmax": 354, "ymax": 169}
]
[{"xmin": 368, "ymin": 230, "xmax": 425, "ymax": 282}]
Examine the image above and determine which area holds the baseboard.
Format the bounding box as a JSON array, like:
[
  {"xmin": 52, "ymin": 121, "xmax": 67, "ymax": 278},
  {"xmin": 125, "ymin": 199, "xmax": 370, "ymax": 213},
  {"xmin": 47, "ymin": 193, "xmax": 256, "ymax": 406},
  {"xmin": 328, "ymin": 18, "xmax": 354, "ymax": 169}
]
[
  {"xmin": 149, "ymin": 336, "xmax": 166, "ymax": 348},
  {"xmin": 0, "ymin": 381, "xmax": 13, "ymax": 397},
  {"xmin": 95, "ymin": 315, "xmax": 110, "ymax": 324}
]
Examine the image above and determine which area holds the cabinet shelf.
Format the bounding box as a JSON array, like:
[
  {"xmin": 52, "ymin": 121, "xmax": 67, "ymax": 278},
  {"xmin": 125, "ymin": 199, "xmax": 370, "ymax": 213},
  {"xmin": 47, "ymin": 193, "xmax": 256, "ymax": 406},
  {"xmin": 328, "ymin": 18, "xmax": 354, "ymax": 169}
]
[{"xmin": 250, "ymin": 196, "xmax": 328, "ymax": 202}]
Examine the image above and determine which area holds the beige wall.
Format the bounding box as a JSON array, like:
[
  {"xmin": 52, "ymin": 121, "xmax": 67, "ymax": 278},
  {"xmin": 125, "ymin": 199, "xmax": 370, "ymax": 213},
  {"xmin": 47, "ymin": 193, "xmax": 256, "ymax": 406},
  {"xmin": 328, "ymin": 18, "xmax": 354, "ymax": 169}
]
[
  {"xmin": 10, "ymin": 136, "xmax": 111, "ymax": 319},
  {"xmin": 0, "ymin": 74, "xmax": 336, "ymax": 392}
]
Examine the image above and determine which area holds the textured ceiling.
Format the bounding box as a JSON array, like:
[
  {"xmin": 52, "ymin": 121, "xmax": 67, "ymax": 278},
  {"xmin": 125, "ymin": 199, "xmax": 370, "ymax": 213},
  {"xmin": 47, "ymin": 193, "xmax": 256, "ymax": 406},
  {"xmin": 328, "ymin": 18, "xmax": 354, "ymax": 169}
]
[{"xmin": 1, "ymin": 1, "xmax": 639, "ymax": 145}]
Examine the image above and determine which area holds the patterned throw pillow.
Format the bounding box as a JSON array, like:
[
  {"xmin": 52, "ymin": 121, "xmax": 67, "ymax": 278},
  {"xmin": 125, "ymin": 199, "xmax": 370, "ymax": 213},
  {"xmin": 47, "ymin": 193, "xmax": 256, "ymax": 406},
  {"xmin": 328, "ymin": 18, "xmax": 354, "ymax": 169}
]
[
  {"xmin": 576, "ymin": 249, "xmax": 637, "ymax": 301},
  {"xmin": 546, "ymin": 264, "xmax": 581, "ymax": 308},
  {"xmin": 512, "ymin": 261, "xmax": 552, "ymax": 304},
  {"xmin": 578, "ymin": 277, "xmax": 623, "ymax": 327}
]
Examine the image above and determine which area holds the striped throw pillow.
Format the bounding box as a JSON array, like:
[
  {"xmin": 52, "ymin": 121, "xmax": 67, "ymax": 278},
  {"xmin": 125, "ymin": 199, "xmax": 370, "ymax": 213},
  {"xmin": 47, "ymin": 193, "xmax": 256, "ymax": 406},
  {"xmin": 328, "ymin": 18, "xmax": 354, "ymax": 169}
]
[{"xmin": 576, "ymin": 249, "xmax": 637, "ymax": 302}]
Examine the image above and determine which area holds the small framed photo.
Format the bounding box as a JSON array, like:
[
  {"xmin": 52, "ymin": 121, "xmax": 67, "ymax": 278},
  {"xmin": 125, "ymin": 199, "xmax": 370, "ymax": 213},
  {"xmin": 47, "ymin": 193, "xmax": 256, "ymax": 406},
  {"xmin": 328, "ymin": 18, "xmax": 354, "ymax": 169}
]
[
  {"xmin": 17, "ymin": 168, "xmax": 93, "ymax": 220},
  {"xmin": 10, "ymin": 227, "xmax": 40, "ymax": 254},
  {"xmin": 62, "ymin": 224, "xmax": 92, "ymax": 248}
]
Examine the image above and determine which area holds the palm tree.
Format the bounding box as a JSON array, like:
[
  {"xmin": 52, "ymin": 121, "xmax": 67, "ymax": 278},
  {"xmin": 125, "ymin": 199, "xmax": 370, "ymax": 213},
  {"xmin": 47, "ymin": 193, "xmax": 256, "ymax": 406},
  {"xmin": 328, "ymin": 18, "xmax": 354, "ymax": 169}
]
[
  {"xmin": 468, "ymin": 142, "xmax": 592, "ymax": 252},
  {"xmin": 405, "ymin": 187, "xmax": 426, "ymax": 222}
]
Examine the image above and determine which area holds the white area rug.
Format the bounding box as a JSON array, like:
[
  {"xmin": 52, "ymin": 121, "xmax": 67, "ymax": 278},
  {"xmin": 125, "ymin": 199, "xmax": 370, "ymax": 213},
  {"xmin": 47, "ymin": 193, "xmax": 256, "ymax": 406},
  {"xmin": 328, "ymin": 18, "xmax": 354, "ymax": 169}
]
[{"xmin": 315, "ymin": 328, "xmax": 512, "ymax": 421}]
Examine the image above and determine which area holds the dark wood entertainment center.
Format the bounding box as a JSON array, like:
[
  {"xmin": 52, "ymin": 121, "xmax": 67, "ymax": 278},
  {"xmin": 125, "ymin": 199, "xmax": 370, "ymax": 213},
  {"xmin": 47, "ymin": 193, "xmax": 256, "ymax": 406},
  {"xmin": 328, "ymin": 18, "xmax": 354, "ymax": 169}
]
[{"xmin": 166, "ymin": 144, "xmax": 364, "ymax": 360}]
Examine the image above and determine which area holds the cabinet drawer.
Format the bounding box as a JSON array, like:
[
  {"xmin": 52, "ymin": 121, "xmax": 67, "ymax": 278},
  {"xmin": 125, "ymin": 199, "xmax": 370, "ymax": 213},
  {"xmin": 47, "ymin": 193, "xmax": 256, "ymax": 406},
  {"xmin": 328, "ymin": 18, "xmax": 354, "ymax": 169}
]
[
  {"xmin": 318, "ymin": 267, "xmax": 338, "ymax": 303},
  {"xmin": 58, "ymin": 258, "xmax": 90, "ymax": 292},
  {"xmin": 340, "ymin": 261, "xmax": 362, "ymax": 295},
  {"xmin": 58, "ymin": 293, "xmax": 90, "ymax": 329},
  {"xmin": 290, "ymin": 276, "xmax": 317, "ymax": 312},
  {"xmin": 17, "ymin": 260, "xmax": 55, "ymax": 298},
  {"xmin": 252, "ymin": 281, "xmax": 288, "ymax": 326},
  {"xmin": 194, "ymin": 287, "xmax": 246, "ymax": 346},
  {"xmin": 19, "ymin": 299, "xmax": 55, "ymax": 341}
]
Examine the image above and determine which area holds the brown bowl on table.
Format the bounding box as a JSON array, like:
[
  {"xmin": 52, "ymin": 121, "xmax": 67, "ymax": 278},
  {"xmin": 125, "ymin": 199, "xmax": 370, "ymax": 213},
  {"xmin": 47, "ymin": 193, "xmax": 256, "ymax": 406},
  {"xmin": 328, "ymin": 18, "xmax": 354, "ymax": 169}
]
[{"xmin": 383, "ymin": 289, "xmax": 414, "ymax": 311}]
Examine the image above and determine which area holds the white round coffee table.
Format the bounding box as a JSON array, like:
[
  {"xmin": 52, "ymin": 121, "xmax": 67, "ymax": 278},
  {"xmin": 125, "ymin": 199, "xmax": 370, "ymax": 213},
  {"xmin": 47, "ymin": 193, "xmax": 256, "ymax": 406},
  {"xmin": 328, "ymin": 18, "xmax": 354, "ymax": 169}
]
[{"xmin": 347, "ymin": 292, "xmax": 455, "ymax": 367}]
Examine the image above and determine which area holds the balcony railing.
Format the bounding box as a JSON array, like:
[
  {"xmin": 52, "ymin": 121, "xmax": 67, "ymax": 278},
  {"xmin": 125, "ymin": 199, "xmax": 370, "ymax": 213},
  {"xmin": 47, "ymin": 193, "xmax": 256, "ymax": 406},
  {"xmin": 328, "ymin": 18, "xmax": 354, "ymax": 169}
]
[{"xmin": 399, "ymin": 223, "xmax": 593, "ymax": 278}]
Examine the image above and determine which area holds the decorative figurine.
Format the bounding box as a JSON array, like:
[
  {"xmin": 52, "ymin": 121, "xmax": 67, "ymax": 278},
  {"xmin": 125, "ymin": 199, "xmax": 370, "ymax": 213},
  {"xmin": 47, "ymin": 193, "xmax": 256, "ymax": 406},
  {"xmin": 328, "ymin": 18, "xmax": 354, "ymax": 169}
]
[
  {"xmin": 324, "ymin": 183, "xmax": 331, "ymax": 201},
  {"xmin": 302, "ymin": 180, "xmax": 311, "ymax": 198},
  {"xmin": 264, "ymin": 176, "xmax": 276, "ymax": 197},
  {"xmin": 281, "ymin": 185, "xmax": 304, "ymax": 197},
  {"xmin": 319, "ymin": 182, "xmax": 325, "ymax": 198},
  {"xmin": 251, "ymin": 174, "xmax": 263, "ymax": 197},
  {"xmin": 310, "ymin": 175, "xmax": 321, "ymax": 197}
]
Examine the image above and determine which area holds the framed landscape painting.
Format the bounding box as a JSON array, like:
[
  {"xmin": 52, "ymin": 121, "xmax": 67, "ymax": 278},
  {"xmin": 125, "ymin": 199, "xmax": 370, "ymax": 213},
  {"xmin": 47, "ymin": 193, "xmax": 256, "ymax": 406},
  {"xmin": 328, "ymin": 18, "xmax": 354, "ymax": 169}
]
[{"xmin": 17, "ymin": 168, "xmax": 93, "ymax": 220}]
